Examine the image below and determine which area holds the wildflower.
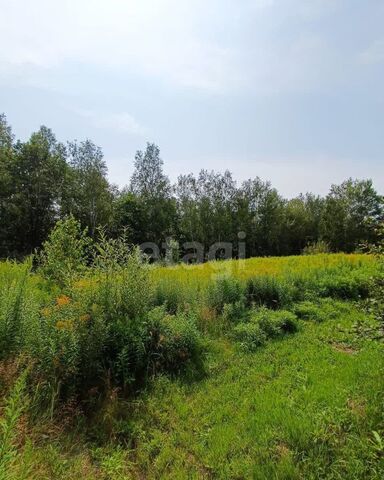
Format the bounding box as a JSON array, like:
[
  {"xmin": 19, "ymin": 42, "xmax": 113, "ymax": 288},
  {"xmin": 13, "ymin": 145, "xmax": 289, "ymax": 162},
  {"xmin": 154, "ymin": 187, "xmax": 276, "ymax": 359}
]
[
  {"xmin": 79, "ymin": 314, "xmax": 90, "ymax": 322},
  {"xmin": 56, "ymin": 295, "xmax": 71, "ymax": 306},
  {"xmin": 40, "ymin": 307, "xmax": 51, "ymax": 317},
  {"xmin": 56, "ymin": 319, "xmax": 74, "ymax": 331},
  {"xmin": 73, "ymin": 279, "xmax": 92, "ymax": 289}
]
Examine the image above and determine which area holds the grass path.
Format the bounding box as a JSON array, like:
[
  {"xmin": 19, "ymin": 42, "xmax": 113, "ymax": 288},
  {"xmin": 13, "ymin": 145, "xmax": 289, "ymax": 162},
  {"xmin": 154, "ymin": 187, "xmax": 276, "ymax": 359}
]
[{"xmin": 126, "ymin": 302, "xmax": 384, "ymax": 479}]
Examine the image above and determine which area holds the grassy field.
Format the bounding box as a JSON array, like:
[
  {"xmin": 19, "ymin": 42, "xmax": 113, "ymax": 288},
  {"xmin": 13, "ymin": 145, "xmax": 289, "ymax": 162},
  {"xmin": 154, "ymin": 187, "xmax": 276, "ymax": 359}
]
[{"xmin": 1, "ymin": 253, "xmax": 383, "ymax": 479}]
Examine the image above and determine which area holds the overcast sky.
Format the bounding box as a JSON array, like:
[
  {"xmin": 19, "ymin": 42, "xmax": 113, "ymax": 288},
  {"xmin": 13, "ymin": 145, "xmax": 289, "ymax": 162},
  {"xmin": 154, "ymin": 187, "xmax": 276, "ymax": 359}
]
[{"xmin": 0, "ymin": 0, "xmax": 383, "ymax": 197}]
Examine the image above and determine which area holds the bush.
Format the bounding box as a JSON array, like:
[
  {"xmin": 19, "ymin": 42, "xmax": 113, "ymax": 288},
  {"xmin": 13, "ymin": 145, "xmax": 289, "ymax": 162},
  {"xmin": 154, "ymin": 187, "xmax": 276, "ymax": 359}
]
[
  {"xmin": 293, "ymin": 299, "xmax": 346, "ymax": 323},
  {"xmin": 38, "ymin": 216, "xmax": 91, "ymax": 287},
  {"xmin": 316, "ymin": 272, "xmax": 371, "ymax": 300},
  {"xmin": 233, "ymin": 307, "xmax": 299, "ymax": 351},
  {"xmin": 232, "ymin": 322, "xmax": 267, "ymax": 352},
  {"xmin": 146, "ymin": 306, "xmax": 204, "ymax": 374},
  {"xmin": 222, "ymin": 300, "xmax": 248, "ymax": 324},
  {"xmin": 207, "ymin": 276, "xmax": 245, "ymax": 314},
  {"xmin": 302, "ymin": 240, "xmax": 331, "ymax": 255},
  {"xmin": 293, "ymin": 301, "xmax": 326, "ymax": 322},
  {"xmin": 154, "ymin": 278, "xmax": 185, "ymax": 315},
  {"xmin": 245, "ymin": 276, "xmax": 295, "ymax": 309},
  {"xmin": 252, "ymin": 308, "xmax": 299, "ymax": 336}
]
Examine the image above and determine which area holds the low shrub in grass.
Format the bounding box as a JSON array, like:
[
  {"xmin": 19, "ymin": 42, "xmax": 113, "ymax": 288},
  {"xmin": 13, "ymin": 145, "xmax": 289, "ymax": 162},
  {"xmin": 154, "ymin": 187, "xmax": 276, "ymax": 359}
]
[
  {"xmin": 293, "ymin": 301, "xmax": 329, "ymax": 323},
  {"xmin": 253, "ymin": 308, "xmax": 299, "ymax": 336},
  {"xmin": 153, "ymin": 278, "xmax": 188, "ymax": 315},
  {"xmin": 245, "ymin": 276, "xmax": 296, "ymax": 309},
  {"xmin": 316, "ymin": 272, "xmax": 372, "ymax": 300},
  {"xmin": 37, "ymin": 216, "xmax": 92, "ymax": 288},
  {"xmin": 222, "ymin": 299, "xmax": 249, "ymax": 324},
  {"xmin": 233, "ymin": 307, "xmax": 299, "ymax": 351},
  {"xmin": 232, "ymin": 322, "xmax": 267, "ymax": 352},
  {"xmin": 293, "ymin": 298, "xmax": 349, "ymax": 323},
  {"xmin": 145, "ymin": 306, "xmax": 204, "ymax": 375},
  {"xmin": 206, "ymin": 276, "xmax": 245, "ymax": 314}
]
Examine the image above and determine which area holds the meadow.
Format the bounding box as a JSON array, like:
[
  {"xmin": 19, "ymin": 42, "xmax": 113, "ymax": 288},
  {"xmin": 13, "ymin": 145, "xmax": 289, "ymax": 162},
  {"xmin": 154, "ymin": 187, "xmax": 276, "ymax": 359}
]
[{"xmin": 0, "ymin": 233, "xmax": 383, "ymax": 479}]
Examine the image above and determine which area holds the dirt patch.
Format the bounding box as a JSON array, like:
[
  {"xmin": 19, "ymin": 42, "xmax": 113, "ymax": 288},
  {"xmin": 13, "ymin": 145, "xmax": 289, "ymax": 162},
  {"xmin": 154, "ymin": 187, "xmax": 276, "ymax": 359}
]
[
  {"xmin": 275, "ymin": 442, "xmax": 292, "ymax": 459},
  {"xmin": 347, "ymin": 398, "xmax": 366, "ymax": 417},
  {"xmin": 331, "ymin": 343, "xmax": 358, "ymax": 355}
]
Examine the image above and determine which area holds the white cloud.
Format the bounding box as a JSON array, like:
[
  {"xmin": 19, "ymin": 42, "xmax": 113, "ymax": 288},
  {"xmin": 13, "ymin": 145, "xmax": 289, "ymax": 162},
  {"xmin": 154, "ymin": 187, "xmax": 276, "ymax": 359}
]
[
  {"xmin": 359, "ymin": 40, "xmax": 384, "ymax": 65},
  {"xmin": 0, "ymin": 0, "xmax": 244, "ymax": 92},
  {"xmin": 0, "ymin": 0, "xmax": 348, "ymax": 94},
  {"xmin": 73, "ymin": 108, "xmax": 146, "ymax": 136}
]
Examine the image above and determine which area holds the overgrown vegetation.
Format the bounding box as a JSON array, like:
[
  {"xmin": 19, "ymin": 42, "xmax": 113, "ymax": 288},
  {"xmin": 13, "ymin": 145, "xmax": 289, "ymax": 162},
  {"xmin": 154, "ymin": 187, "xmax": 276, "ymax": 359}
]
[{"xmin": 0, "ymin": 217, "xmax": 383, "ymax": 478}]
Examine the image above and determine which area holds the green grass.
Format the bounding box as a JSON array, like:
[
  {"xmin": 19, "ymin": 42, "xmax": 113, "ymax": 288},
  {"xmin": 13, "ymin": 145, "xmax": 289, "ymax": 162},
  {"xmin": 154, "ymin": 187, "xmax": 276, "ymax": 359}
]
[
  {"xmin": 1, "ymin": 253, "xmax": 383, "ymax": 478},
  {"xmin": 120, "ymin": 302, "xmax": 384, "ymax": 479},
  {"xmin": 5, "ymin": 300, "xmax": 383, "ymax": 479}
]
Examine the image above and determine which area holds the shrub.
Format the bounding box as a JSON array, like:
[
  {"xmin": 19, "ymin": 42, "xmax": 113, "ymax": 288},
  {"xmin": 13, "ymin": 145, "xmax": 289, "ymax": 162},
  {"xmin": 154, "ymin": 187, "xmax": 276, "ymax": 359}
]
[
  {"xmin": 293, "ymin": 299, "xmax": 347, "ymax": 324},
  {"xmin": 233, "ymin": 307, "xmax": 299, "ymax": 351},
  {"xmin": 222, "ymin": 300, "xmax": 248, "ymax": 324},
  {"xmin": 91, "ymin": 236, "xmax": 154, "ymax": 322},
  {"xmin": 207, "ymin": 276, "xmax": 245, "ymax": 314},
  {"xmin": 293, "ymin": 301, "xmax": 325, "ymax": 322},
  {"xmin": 232, "ymin": 322, "xmax": 267, "ymax": 352},
  {"xmin": 25, "ymin": 293, "xmax": 101, "ymax": 407},
  {"xmin": 145, "ymin": 306, "xmax": 204, "ymax": 374},
  {"xmin": 154, "ymin": 279, "xmax": 185, "ymax": 315},
  {"xmin": 302, "ymin": 240, "xmax": 331, "ymax": 255},
  {"xmin": 316, "ymin": 272, "xmax": 371, "ymax": 300},
  {"xmin": 24, "ymin": 238, "xmax": 155, "ymax": 407},
  {"xmin": 245, "ymin": 276, "xmax": 294, "ymax": 309},
  {"xmin": 251, "ymin": 307, "xmax": 299, "ymax": 337},
  {"xmin": 38, "ymin": 216, "xmax": 91, "ymax": 287}
]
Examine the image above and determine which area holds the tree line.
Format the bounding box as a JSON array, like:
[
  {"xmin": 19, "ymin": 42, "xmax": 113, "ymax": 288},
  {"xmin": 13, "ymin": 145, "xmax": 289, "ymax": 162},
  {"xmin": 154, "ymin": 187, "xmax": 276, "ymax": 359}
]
[{"xmin": 1, "ymin": 113, "xmax": 383, "ymax": 260}]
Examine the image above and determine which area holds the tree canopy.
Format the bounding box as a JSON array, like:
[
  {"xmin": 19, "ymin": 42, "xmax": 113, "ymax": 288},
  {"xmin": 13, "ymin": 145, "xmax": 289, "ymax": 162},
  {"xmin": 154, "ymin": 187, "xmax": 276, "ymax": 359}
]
[{"xmin": 0, "ymin": 114, "xmax": 383, "ymax": 260}]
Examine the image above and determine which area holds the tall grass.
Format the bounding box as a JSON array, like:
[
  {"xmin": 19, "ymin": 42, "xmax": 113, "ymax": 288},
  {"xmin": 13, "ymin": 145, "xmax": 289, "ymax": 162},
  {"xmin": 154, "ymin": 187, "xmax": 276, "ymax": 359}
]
[
  {"xmin": 0, "ymin": 369, "xmax": 29, "ymax": 480},
  {"xmin": 0, "ymin": 249, "xmax": 381, "ymax": 417}
]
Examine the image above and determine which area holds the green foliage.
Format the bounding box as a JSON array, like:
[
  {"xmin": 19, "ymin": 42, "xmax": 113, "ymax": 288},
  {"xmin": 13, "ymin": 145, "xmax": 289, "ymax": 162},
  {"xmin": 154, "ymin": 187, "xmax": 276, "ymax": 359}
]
[
  {"xmin": 207, "ymin": 275, "xmax": 245, "ymax": 314},
  {"xmin": 254, "ymin": 308, "xmax": 299, "ymax": 336},
  {"xmin": 0, "ymin": 369, "xmax": 29, "ymax": 480},
  {"xmin": 317, "ymin": 271, "xmax": 372, "ymax": 300},
  {"xmin": 0, "ymin": 261, "xmax": 31, "ymax": 358},
  {"xmin": 64, "ymin": 140, "xmax": 114, "ymax": 238},
  {"xmin": 321, "ymin": 179, "xmax": 383, "ymax": 252},
  {"xmin": 38, "ymin": 216, "xmax": 92, "ymax": 287},
  {"xmin": 232, "ymin": 322, "xmax": 267, "ymax": 351},
  {"xmin": 293, "ymin": 299, "xmax": 340, "ymax": 323},
  {"xmin": 164, "ymin": 237, "xmax": 180, "ymax": 265},
  {"xmin": 222, "ymin": 299, "xmax": 248, "ymax": 324},
  {"xmin": 146, "ymin": 306, "xmax": 204, "ymax": 375},
  {"xmin": 1, "ymin": 111, "xmax": 384, "ymax": 259},
  {"xmin": 0, "ymin": 254, "xmax": 383, "ymax": 479},
  {"xmin": 233, "ymin": 307, "xmax": 298, "ymax": 351},
  {"xmin": 246, "ymin": 275, "xmax": 296, "ymax": 309},
  {"xmin": 302, "ymin": 240, "xmax": 331, "ymax": 255},
  {"xmin": 0, "ymin": 124, "xmax": 68, "ymax": 256}
]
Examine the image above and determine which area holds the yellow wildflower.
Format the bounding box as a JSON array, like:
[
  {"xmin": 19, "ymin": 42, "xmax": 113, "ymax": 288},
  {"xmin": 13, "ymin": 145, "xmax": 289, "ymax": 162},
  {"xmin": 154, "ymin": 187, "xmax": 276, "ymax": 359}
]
[
  {"xmin": 73, "ymin": 278, "xmax": 92, "ymax": 289},
  {"xmin": 56, "ymin": 319, "xmax": 74, "ymax": 331},
  {"xmin": 56, "ymin": 295, "xmax": 71, "ymax": 306}
]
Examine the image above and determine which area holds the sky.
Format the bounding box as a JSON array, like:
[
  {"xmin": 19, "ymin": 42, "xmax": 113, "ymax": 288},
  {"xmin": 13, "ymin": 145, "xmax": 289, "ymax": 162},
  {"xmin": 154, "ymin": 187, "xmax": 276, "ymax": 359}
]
[{"xmin": 0, "ymin": 0, "xmax": 383, "ymax": 198}]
